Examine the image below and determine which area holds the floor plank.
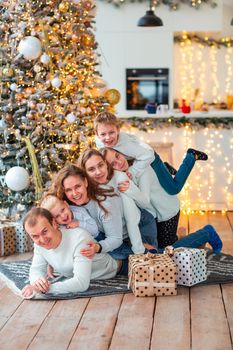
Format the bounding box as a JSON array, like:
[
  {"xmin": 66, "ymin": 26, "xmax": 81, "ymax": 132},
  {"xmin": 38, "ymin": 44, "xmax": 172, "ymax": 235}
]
[
  {"xmin": 191, "ymin": 285, "xmax": 232, "ymax": 350},
  {"xmin": 0, "ymin": 300, "xmax": 55, "ymax": 350},
  {"xmin": 222, "ymin": 284, "xmax": 233, "ymax": 342},
  {"xmin": 69, "ymin": 294, "xmax": 123, "ymax": 350},
  {"xmin": 28, "ymin": 299, "xmax": 90, "ymax": 350},
  {"xmin": 0, "ymin": 212, "xmax": 232, "ymax": 350},
  {"xmin": 110, "ymin": 293, "xmax": 155, "ymax": 350},
  {"xmin": 177, "ymin": 213, "xmax": 189, "ymax": 239},
  {"xmin": 151, "ymin": 287, "xmax": 190, "ymax": 350},
  {"xmin": 0, "ymin": 286, "xmax": 23, "ymax": 330},
  {"xmin": 227, "ymin": 212, "xmax": 233, "ymax": 229},
  {"xmin": 187, "ymin": 212, "xmax": 209, "ymax": 234},
  {"xmin": 208, "ymin": 212, "xmax": 233, "ymax": 254}
]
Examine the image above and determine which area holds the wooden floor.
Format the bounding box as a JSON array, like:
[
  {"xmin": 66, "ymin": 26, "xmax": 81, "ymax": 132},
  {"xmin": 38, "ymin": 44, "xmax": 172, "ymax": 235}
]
[{"xmin": 0, "ymin": 212, "xmax": 233, "ymax": 350}]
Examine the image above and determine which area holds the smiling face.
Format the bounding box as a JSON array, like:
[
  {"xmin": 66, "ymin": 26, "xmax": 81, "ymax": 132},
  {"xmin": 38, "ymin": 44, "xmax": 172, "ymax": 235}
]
[
  {"xmin": 96, "ymin": 123, "xmax": 119, "ymax": 147},
  {"xmin": 84, "ymin": 154, "xmax": 109, "ymax": 184},
  {"xmin": 25, "ymin": 216, "xmax": 61, "ymax": 250},
  {"xmin": 49, "ymin": 200, "xmax": 73, "ymax": 225},
  {"xmin": 63, "ymin": 175, "xmax": 89, "ymax": 206},
  {"xmin": 104, "ymin": 149, "xmax": 129, "ymax": 172}
]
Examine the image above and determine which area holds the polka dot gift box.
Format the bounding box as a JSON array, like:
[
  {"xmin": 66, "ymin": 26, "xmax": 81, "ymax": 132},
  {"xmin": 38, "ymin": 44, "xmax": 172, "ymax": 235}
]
[
  {"xmin": 0, "ymin": 222, "xmax": 33, "ymax": 255},
  {"xmin": 0, "ymin": 224, "xmax": 16, "ymax": 256},
  {"xmin": 166, "ymin": 247, "xmax": 207, "ymax": 287},
  {"xmin": 128, "ymin": 253, "xmax": 177, "ymax": 297}
]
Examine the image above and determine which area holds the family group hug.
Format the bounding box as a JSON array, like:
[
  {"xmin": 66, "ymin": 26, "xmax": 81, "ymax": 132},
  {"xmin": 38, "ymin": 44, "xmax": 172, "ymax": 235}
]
[{"xmin": 21, "ymin": 112, "xmax": 223, "ymax": 298}]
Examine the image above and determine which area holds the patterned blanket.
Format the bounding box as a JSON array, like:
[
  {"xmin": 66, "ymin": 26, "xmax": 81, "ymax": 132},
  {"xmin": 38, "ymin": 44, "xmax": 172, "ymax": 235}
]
[{"xmin": 0, "ymin": 251, "xmax": 232, "ymax": 300}]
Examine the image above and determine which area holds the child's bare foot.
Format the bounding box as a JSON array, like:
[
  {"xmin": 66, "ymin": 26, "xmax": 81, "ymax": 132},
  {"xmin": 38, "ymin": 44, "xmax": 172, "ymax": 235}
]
[
  {"xmin": 143, "ymin": 243, "xmax": 157, "ymax": 254},
  {"xmin": 177, "ymin": 226, "xmax": 187, "ymax": 239}
]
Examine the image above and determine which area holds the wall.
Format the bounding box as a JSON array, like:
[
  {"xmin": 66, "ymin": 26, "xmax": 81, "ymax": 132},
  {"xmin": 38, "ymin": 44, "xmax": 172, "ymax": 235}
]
[
  {"xmin": 121, "ymin": 123, "xmax": 233, "ymax": 211},
  {"xmin": 95, "ymin": 0, "xmax": 232, "ymax": 115},
  {"xmin": 95, "ymin": 1, "xmax": 233, "ymax": 210}
]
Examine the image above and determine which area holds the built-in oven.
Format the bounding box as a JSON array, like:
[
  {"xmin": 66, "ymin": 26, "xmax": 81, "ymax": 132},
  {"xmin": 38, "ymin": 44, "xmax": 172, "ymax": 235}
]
[{"xmin": 126, "ymin": 68, "xmax": 169, "ymax": 110}]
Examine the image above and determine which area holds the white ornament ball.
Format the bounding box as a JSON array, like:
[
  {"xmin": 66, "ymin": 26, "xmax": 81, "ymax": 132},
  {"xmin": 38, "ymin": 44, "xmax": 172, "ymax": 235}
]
[
  {"xmin": 40, "ymin": 53, "xmax": 50, "ymax": 64},
  {"xmin": 18, "ymin": 36, "xmax": 42, "ymax": 60},
  {"xmin": 10, "ymin": 83, "xmax": 18, "ymax": 91},
  {"xmin": 51, "ymin": 77, "xmax": 62, "ymax": 88},
  {"xmin": 5, "ymin": 166, "xmax": 30, "ymax": 191},
  {"xmin": 0, "ymin": 119, "xmax": 6, "ymax": 129},
  {"xmin": 66, "ymin": 112, "xmax": 76, "ymax": 123}
]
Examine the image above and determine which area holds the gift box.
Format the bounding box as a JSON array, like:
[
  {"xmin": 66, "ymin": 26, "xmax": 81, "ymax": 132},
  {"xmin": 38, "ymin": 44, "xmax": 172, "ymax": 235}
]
[
  {"xmin": 128, "ymin": 253, "xmax": 177, "ymax": 297},
  {"xmin": 0, "ymin": 224, "xmax": 16, "ymax": 256},
  {"xmin": 0, "ymin": 222, "xmax": 33, "ymax": 254},
  {"xmin": 170, "ymin": 248, "xmax": 207, "ymax": 286}
]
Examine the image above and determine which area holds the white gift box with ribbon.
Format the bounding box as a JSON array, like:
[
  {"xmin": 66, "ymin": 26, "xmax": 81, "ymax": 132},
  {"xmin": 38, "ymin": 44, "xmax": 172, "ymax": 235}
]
[{"xmin": 169, "ymin": 248, "xmax": 207, "ymax": 286}]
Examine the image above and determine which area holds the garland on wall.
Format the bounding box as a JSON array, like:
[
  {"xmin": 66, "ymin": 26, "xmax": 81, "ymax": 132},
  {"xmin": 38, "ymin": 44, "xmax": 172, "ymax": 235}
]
[
  {"xmin": 174, "ymin": 34, "xmax": 233, "ymax": 48},
  {"xmin": 121, "ymin": 116, "xmax": 233, "ymax": 131},
  {"xmin": 100, "ymin": 0, "xmax": 217, "ymax": 10}
]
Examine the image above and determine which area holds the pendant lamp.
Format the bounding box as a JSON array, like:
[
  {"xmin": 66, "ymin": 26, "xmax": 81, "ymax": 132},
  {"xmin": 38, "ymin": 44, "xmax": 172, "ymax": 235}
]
[{"xmin": 137, "ymin": 0, "xmax": 163, "ymax": 27}]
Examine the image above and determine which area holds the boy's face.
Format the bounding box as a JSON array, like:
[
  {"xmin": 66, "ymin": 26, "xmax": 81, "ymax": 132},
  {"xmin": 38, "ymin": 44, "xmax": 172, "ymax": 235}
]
[
  {"xmin": 96, "ymin": 123, "xmax": 119, "ymax": 147},
  {"xmin": 50, "ymin": 200, "xmax": 73, "ymax": 225}
]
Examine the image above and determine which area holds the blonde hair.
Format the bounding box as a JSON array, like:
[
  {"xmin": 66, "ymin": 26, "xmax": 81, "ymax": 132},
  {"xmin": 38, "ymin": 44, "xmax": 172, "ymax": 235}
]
[
  {"xmin": 94, "ymin": 111, "xmax": 121, "ymax": 133},
  {"xmin": 40, "ymin": 194, "xmax": 63, "ymax": 212}
]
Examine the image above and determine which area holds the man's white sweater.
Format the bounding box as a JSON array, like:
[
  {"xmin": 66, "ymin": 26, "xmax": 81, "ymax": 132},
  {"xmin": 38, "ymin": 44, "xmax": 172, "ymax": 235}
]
[{"xmin": 29, "ymin": 227, "xmax": 118, "ymax": 294}]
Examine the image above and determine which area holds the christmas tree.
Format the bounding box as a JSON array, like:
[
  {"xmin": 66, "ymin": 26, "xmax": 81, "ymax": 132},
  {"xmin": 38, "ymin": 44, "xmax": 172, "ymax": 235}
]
[{"xmin": 0, "ymin": 0, "xmax": 106, "ymax": 218}]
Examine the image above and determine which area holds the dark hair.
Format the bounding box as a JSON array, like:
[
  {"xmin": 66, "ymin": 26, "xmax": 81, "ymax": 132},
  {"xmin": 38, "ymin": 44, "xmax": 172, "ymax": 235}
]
[
  {"xmin": 23, "ymin": 207, "xmax": 53, "ymax": 233},
  {"xmin": 77, "ymin": 148, "xmax": 114, "ymax": 181},
  {"xmin": 51, "ymin": 164, "xmax": 116, "ymax": 214}
]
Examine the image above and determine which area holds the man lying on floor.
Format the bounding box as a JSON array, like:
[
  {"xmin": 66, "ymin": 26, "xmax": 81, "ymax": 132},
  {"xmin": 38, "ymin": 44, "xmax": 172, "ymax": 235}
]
[{"xmin": 22, "ymin": 207, "xmax": 127, "ymax": 298}]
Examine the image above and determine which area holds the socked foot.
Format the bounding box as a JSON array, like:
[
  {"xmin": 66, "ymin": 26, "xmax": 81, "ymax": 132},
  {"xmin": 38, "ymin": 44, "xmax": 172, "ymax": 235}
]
[
  {"xmin": 164, "ymin": 162, "xmax": 177, "ymax": 175},
  {"xmin": 204, "ymin": 224, "xmax": 223, "ymax": 255},
  {"xmin": 187, "ymin": 148, "xmax": 208, "ymax": 161}
]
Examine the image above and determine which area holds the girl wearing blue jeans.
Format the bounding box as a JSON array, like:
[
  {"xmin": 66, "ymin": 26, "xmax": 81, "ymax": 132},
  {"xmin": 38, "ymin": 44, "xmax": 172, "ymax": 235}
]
[{"xmin": 94, "ymin": 111, "xmax": 208, "ymax": 196}]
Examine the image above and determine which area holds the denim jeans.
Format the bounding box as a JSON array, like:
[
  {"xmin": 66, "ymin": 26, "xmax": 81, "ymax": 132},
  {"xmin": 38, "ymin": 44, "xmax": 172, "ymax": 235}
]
[
  {"xmin": 138, "ymin": 208, "xmax": 158, "ymax": 248},
  {"xmin": 96, "ymin": 208, "xmax": 157, "ymax": 260},
  {"xmin": 157, "ymin": 226, "xmax": 211, "ymax": 253},
  {"xmin": 151, "ymin": 152, "xmax": 195, "ymax": 195}
]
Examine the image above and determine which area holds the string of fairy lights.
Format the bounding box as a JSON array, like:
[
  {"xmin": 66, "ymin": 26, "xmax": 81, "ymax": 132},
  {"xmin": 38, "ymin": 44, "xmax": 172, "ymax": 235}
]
[
  {"xmin": 121, "ymin": 118, "xmax": 233, "ymax": 214},
  {"xmin": 174, "ymin": 33, "xmax": 233, "ymax": 109}
]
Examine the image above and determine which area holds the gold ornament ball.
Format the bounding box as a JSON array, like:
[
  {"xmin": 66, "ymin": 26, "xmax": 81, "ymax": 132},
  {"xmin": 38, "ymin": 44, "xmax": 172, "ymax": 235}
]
[
  {"xmin": 59, "ymin": 2, "xmax": 69, "ymax": 12},
  {"xmin": 104, "ymin": 89, "xmax": 121, "ymax": 105},
  {"xmin": 71, "ymin": 34, "xmax": 81, "ymax": 43},
  {"xmin": 2, "ymin": 67, "xmax": 14, "ymax": 78},
  {"xmin": 81, "ymin": 34, "xmax": 94, "ymax": 47},
  {"xmin": 52, "ymin": 23, "xmax": 60, "ymax": 32}
]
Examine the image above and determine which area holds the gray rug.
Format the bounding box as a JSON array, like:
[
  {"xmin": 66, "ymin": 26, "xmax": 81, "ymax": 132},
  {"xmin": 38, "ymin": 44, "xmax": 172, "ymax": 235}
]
[{"xmin": 0, "ymin": 251, "xmax": 233, "ymax": 300}]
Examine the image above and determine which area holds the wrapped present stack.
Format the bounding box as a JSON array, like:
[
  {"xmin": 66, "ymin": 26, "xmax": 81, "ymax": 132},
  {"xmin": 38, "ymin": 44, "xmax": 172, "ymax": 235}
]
[
  {"xmin": 0, "ymin": 221, "xmax": 33, "ymax": 256},
  {"xmin": 166, "ymin": 247, "xmax": 207, "ymax": 286},
  {"xmin": 128, "ymin": 253, "xmax": 177, "ymax": 297}
]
